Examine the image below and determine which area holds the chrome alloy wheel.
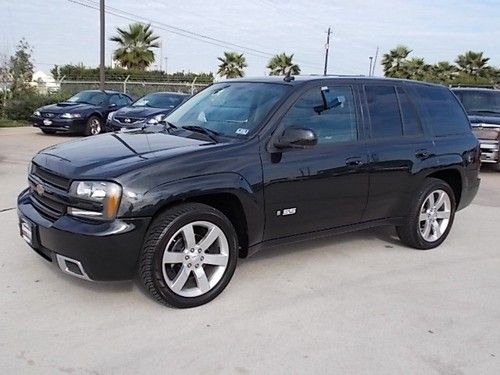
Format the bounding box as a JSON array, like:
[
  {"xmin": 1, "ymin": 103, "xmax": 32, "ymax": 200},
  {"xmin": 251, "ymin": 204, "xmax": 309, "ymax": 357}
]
[
  {"xmin": 162, "ymin": 221, "xmax": 229, "ymax": 297},
  {"xmin": 419, "ymin": 189, "xmax": 451, "ymax": 242},
  {"xmin": 89, "ymin": 118, "xmax": 101, "ymax": 135}
]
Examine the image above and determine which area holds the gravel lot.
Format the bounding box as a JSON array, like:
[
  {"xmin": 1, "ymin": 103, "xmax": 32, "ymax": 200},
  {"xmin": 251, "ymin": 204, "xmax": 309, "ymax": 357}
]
[{"xmin": 1, "ymin": 127, "xmax": 499, "ymax": 374}]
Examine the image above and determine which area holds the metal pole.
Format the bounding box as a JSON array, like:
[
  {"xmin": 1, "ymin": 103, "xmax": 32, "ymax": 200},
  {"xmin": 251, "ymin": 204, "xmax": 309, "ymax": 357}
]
[
  {"xmin": 371, "ymin": 46, "xmax": 379, "ymax": 77},
  {"xmin": 99, "ymin": 0, "xmax": 105, "ymax": 91},
  {"xmin": 323, "ymin": 27, "xmax": 331, "ymax": 76},
  {"xmin": 369, "ymin": 57, "xmax": 373, "ymax": 77}
]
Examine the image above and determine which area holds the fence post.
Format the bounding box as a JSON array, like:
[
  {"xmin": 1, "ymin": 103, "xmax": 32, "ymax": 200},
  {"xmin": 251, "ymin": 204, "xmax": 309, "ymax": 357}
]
[
  {"xmin": 123, "ymin": 75, "xmax": 130, "ymax": 94},
  {"xmin": 191, "ymin": 76, "xmax": 198, "ymax": 95}
]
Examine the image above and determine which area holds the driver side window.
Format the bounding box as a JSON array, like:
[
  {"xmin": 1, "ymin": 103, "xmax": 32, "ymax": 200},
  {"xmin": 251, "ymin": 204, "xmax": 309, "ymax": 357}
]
[{"xmin": 281, "ymin": 86, "xmax": 358, "ymax": 144}]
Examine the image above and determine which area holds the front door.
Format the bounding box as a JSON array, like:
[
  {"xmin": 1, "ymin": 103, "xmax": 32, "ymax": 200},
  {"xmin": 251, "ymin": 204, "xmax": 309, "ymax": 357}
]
[{"xmin": 261, "ymin": 84, "xmax": 370, "ymax": 240}]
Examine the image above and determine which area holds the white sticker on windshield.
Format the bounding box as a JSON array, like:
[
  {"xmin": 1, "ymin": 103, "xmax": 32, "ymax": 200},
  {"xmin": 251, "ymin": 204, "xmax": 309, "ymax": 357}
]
[{"xmin": 236, "ymin": 128, "xmax": 249, "ymax": 135}]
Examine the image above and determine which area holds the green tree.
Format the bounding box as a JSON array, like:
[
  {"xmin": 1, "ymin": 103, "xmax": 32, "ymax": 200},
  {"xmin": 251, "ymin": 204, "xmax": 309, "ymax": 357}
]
[
  {"xmin": 381, "ymin": 45, "xmax": 412, "ymax": 78},
  {"xmin": 9, "ymin": 38, "xmax": 35, "ymax": 96},
  {"xmin": 400, "ymin": 57, "xmax": 430, "ymax": 81},
  {"xmin": 110, "ymin": 23, "xmax": 160, "ymax": 70},
  {"xmin": 266, "ymin": 52, "xmax": 301, "ymax": 76},
  {"xmin": 455, "ymin": 51, "xmax": 491, "ymax": 78},
  {"xmin": 430, "ymin": 61, "xmax": 458, "ymax": 82},
  {"xmin": 217, "ymin": 52, "xmax": 247, "ymax": 79}
]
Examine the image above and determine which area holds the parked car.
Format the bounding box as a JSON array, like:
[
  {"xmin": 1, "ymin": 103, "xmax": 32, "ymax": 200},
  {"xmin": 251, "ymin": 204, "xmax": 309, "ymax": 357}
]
[
  {"xmin": 106, "ymin": 92, "xmax": 189, "ymax": 131},
  {"xmin": 18, "ymin": 76, "xmax": 480, "ymax": 308},
  {"xmin": 31, "ymin": 90, "xmax": 133, "ymax": 136},
  {"xmin": 452, "ymin": 87, "xmax": 500, "ymax": 169}
]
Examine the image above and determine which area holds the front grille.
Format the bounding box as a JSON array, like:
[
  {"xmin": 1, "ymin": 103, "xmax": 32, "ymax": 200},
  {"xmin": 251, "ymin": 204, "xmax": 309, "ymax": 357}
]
[
  {"xmin": 473, "ymin": 128, "xmax": 500, "ymax": 141},
  {"xmin": 32, "ymin": 164, "xmax": 71, "ymax": 190},
  {"xmin": 41, "ymin": 112, "xmax": 57, "ymax": 118},
  {"xmin": 114, "ymin": 116, "xmax": 144, "ymax": 124},
  {"xmin": 30, "ymin": 193, "xmax": 65, "ymax": 219}
]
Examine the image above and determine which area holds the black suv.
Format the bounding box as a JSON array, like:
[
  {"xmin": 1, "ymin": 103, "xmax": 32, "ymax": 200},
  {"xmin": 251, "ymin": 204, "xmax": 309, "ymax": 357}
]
[
  {"xmin": 18, "ymin": 77, "xmax": 480, "ymax": 308},
  {"xmin": 452, "ymin": 87, "xmax": 500, "ymax": 169}
]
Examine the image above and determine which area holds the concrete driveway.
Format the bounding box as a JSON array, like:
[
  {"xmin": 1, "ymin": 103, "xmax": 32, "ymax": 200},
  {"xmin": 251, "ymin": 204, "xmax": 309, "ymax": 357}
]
[{"xmin": 1, "ymin": 127, "xmax": 499, "ymax": 374}]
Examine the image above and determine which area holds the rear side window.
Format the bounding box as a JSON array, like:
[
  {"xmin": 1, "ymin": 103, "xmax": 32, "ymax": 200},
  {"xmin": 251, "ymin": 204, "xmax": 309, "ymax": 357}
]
[
  {"xmin": 365, "ymin": 86, "xmax": 402, "ymax": 138},
  {"xmin": 396, "ymin": 87, "xmax": 423, "ymax": 136},
  {"xmin": 413, "ymin": 85, "xmax": 470, "ymax": 136}
]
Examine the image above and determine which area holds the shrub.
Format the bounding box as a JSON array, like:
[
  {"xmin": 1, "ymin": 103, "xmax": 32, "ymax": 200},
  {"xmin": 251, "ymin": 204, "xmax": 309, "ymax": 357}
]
[{"xmin": 4, "ymin": 92, "xmax": 70, "ymax": 120}]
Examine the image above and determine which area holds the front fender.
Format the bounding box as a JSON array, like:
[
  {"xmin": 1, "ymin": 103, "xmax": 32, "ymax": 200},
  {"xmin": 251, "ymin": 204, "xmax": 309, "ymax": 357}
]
[{"xmin": 119, "ymin": 172, "xmax": 264, "ymax": 246}]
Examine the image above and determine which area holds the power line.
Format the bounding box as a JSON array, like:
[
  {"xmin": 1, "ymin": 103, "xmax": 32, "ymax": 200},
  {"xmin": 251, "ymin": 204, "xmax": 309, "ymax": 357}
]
[{"xmin": 66, "ymin": 0, "xmax": 322, "ymax": 70}]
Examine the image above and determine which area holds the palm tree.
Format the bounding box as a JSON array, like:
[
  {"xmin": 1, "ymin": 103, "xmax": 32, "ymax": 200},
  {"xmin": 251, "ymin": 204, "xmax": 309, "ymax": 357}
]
[
  {"xmin": 110, "ymin": 23, "xmax": 160, "ymax": 70},
  {"xmin": 455, "ymin": 51, "xmax": 491, "ymax": 78},
  {"xmin": 217, "ymin": 52, "xmax": 247, "ymax": 79},
  {"xmin": 266, "ymin": 53, "xmax": 301, "ymax": 76},
  {"xmin": 400, "ymin": 57, "xmax": 430, "ymax": 81},
  {"xmin": 430, "ymin": 61, "xmax": 458, "ymax": 82},
  {"xmin": 381, "ymin": 45, "xmax": 412, "ymax": 78}
]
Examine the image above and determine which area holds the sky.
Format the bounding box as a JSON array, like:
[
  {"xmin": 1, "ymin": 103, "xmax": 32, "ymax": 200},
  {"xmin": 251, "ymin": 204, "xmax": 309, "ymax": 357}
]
[{"xmin": 1, "ymin": 0, "xmax": 499, "ymax": 77}]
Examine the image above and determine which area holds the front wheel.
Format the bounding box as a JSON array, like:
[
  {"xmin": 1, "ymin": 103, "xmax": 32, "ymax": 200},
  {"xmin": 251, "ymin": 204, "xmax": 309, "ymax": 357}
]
[
  {"xmin": 397, "ymin": 178, "xmax": 456, "ymax": 250},
  {"xmin": 84, "ymin": 116, "xmax": 102, "ymax": 136},
  {"xmin": 139, "ymin": 203, "xmax": 238, "ymax": 308}
]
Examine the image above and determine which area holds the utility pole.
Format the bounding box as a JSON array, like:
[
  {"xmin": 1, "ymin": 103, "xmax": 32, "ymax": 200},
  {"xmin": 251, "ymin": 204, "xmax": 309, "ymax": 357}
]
[
  {"xmin": 369, "ymin": 56, "xmax": 373, "ymax": 77},
  {"xmin": 323, "ymin": 27, "xmax": 332, "ymax": 76},
  {"xmin": 371, "ymin": 46, "xmax": 379, "ymax": 77},
  {"xmin": 99, "ymin": 0, "xmax": 105, "ymax": 91}
]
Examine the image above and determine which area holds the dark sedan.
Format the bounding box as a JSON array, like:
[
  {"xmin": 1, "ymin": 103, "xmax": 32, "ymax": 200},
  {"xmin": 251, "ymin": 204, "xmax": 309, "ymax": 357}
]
[
  {"xmin": 31, "ymin": 90, "xmax": 133, "ymax": 136},
  {"xmin": 106, "ymin": 92, "xmax": 189, "ymax": 131}
]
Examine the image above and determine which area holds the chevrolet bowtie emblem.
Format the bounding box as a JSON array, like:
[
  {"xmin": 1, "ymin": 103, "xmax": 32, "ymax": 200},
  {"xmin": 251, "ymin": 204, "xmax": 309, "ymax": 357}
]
[{"xmin": 36, "ymin": 184, "xmax": 45, "ymax": 196}]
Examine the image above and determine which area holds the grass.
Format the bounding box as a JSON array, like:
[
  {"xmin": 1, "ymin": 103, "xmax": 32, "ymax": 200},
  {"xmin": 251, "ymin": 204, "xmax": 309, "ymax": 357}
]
[{"xmin": 0, "ymin": 119, "xmax": 29, "ymax": 128}]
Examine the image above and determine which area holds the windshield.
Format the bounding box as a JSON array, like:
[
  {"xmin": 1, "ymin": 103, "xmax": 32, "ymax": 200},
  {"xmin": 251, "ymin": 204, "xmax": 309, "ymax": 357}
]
[
  {"xmin": 67, "ymin": 91, "xmax": 108, "ymax": 106},
  {"xmin": 454, "ymin": 90, "xmax": 500, "ymax": 115},
  {"xmin": 132, "ymin": 93, "xmax": 185, "ymax": 109},
  {"xmin": 167, "ymin": 82, "xmax": 290, "ymax": 137}
]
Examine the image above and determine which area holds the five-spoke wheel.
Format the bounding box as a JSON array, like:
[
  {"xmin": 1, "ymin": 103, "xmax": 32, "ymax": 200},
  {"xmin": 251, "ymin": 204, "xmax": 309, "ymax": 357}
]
[{"xmin": 139, "ymin": 203, "xmax": 238, "ymax": 308}]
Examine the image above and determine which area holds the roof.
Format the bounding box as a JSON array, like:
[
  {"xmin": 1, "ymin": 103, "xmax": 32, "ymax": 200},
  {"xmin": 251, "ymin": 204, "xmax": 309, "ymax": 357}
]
[
  {"xmin": 221, "ymin": 75, "xmax": 444, "ymax": 87},
  {"xmin": 451, "ymin": 87, "xmax": 500, "ymax": 92}
]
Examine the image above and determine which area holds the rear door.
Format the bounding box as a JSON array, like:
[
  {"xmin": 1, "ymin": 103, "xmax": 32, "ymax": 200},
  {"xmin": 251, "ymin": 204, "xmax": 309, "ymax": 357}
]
[
  {"xmin": 362, "ymin": 84, "xmax": 437, "ymax": 221},
  {"xmin": 261, "ymin": 83, "xmax": 370, "ymax": 240}
]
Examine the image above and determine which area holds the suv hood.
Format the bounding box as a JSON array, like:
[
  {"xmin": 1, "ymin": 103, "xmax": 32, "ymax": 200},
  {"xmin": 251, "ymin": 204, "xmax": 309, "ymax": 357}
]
[
  {"xmin": 32, "ymin": 130, "xmax": 211, "ymax": 179},
  {"xmin": 114, "ymin": 106, "xmax": 171, "ymax": 119},
  {"xmin": 469, "ymin": 115, "xmax": 500, "ymax": 126},
  {"xmin": 40, "ymin": 102, "xmax": 96, "ymax": 114}
]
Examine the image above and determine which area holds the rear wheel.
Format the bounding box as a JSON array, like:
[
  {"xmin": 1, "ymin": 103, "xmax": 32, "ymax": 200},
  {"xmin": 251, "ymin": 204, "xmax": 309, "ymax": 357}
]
[
  {"xmin": 139, "ymin": 203, "xmax": 238, "ymax": 308},
  {"xmin": 84, "ymin": 116, "xmax": 102, "ymax": 136},
  {"xmin": 396, "ymin": 178, "xmax": 456, "ymax": 250}
]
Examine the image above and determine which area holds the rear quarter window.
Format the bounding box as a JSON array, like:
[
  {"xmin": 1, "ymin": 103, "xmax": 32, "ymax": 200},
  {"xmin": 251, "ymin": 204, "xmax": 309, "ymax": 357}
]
[{"xmin": 412, "ymin": 85, "xmax": 471, "ymax": 136}]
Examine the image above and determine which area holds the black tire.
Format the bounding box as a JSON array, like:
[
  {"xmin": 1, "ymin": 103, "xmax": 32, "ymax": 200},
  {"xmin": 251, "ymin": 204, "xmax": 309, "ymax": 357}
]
[
  {"xmin": 396, "ymin": 178, "xmax": 456, "ymax": 250},
  {"xmin": 84, "ymin": 115, "xmax": 102, "ymax": 136},
  {"xmin": 139, "ymin": 203, "xmax": 238, "ymax": 308},
  {"xmin": 41, "ymin": 129, "xmax": 56, "ymax": 134}
]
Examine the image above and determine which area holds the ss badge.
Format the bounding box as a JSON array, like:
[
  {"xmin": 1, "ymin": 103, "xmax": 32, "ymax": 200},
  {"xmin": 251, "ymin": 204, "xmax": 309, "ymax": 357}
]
[{"xmin": 276, "ymin": 207, "xmax": 297, "ymax": 216}]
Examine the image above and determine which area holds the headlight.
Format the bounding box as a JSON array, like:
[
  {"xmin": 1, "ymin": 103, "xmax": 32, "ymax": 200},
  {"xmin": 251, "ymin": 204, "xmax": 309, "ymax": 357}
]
[
  {"xmin": 33, "ymin": 110, "xmax": 41, "ymax": 116},
  {"xmin": 146, "ymin": 114, "xmax": 166, "ymax": 124},
  {"xmin": 60, "ymin": 113, "xmax": 82, "ymax": 119},
  {"xmin": 68, "ymin": 181, "xmax": 122, "ymax": 220},
  {"xmin": 107, "ymin": 111, "xmax": 116, "ymax": 121}
]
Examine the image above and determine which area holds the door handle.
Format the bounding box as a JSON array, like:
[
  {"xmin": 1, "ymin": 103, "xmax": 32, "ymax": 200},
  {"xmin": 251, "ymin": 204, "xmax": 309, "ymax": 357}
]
[
  {"xmin": 346, "ymin": 157, "xmax": 363, "ymax": 167},
  {"xmin": 415, "ymin": 149, "xmax": 433, "ymax": 160}
]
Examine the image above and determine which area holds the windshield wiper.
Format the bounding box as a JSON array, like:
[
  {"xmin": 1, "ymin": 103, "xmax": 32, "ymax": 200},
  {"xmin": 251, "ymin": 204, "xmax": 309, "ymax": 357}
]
[{"xmin": 182, "ymin": 125, "xmax": 220, "ymax": 143}]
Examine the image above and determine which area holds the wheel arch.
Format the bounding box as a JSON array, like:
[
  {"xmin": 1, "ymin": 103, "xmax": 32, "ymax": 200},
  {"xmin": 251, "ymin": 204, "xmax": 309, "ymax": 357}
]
[
  {"xmin": 425, "ymin": 168, "xmax": 463, "ymax": 207},
  {"xmin": 142, "ymin": 173, "xmax": 264, "ymax": 258}
]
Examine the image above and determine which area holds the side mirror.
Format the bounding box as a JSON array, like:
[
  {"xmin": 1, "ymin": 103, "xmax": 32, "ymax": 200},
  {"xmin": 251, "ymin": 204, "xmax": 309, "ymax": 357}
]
[{"xmin": 274, "ymin": 127, "xmax": 318, "ymax": 149}]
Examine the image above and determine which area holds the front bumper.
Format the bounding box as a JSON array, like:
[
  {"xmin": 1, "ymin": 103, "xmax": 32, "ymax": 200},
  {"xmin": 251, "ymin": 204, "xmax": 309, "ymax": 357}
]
[
  {"xmin": 31, "ymin": 116, "xmax": 87, "ymax": 133},
  {"xmin": 17, "ymin": 189, "xmax": 151, "ymax": 281},
  {"xmin": 106, "ymin": 119, "xmax": 146, "ymax": 132},
  {"xmin": 477, "ymin": 139, "xmax": 499, "ymax": 164}
]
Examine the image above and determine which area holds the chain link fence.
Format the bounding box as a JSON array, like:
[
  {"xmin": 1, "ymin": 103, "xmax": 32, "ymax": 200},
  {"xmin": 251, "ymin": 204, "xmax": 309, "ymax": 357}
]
[{"xmin": 59, "ymin": 79, "xmax": 210, "ymax": 99}]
